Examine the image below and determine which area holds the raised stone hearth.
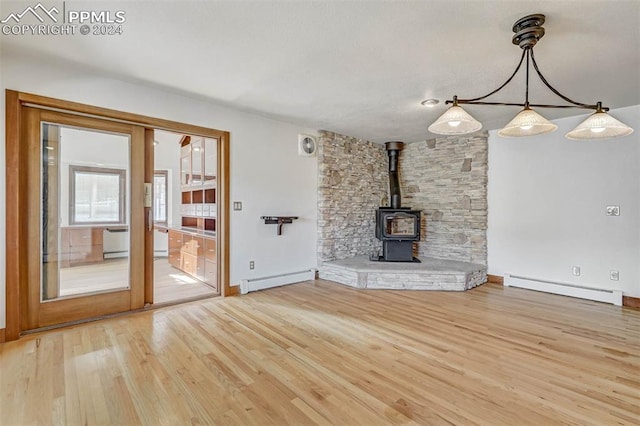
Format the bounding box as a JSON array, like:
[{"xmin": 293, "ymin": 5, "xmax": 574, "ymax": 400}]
[{"xmin": 320, "ymin": 256, "xmax": 487, "ymax": 291}]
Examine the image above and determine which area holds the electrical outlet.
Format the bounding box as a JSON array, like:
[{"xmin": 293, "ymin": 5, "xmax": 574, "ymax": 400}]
[
  {"xmin": 233, "ymin": 201, "xmax": 243, "ymax": 211},
  {"xmin": 249, "ymin": 260, "xmax": 255, "ymax": 270},
  {"xmin": 572, "ymin": 266, "xmax": 581, "ymax": 276},
  {"xmin": 610, "ymin": 270, "xmax": 620, "ymax": 281},
  {"xmin": 606, "ymin": 205, "xmax": 620, "ymax": 216}
]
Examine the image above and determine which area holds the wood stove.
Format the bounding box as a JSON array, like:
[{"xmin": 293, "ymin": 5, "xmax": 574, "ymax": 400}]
[{"xmin": 373, "ymin": 141, "xmax": 421, "ymax": 262}]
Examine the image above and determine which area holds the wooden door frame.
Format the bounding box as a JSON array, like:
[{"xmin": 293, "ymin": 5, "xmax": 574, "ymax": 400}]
[
  {"xmin": 22, "ymin": 108, "xmax": 146, "ymax": 329},
  {"xmin": 4, "ymin": 90, "xmax": 233, "ymax": 342}
]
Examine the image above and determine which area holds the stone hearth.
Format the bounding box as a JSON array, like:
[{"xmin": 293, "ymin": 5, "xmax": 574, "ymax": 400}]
[{"xmin": 319, "ymin": 256, "xmax": 487, "ymax": 291}]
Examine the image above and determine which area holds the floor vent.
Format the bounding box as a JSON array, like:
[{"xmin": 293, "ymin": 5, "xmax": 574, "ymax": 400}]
[
  {"xmin": 240, "ymin": 269, "xmax": 316, "ymax": 294},
  {"xmin": 504, "ymin": 274, "xmax": 622, "ymax": 306}
]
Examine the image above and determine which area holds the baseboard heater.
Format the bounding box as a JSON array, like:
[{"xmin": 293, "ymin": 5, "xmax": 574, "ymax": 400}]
[
  {"xmin": 504, "ymin": 274, "xmax": 622, "ymax": 306},
  {"xmin": 104, "ymin": 251, "xmax": 128, "ymax": 259},
  {"xmin": 240, "ymin": 269, "xmax": 317, "ymax": 295},
  {"xmin": 104, "ymin": 250, "xmax": 167, "ymax": 260}
]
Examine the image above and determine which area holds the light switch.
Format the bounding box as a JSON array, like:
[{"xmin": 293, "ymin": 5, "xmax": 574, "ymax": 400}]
[{"xmin": 233, "ymin": 201, "xmax": 242, "ymax": 211}]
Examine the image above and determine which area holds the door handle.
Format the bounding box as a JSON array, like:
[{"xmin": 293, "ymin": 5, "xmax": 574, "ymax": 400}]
[{"xmin": 148, "ymin": 209, "xmax": 153, "ymax": 231}]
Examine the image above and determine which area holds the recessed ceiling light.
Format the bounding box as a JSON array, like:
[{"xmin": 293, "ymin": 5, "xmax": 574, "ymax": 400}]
[{"xmin": 421, "ymin": 99, "xmax": 440, "ymax": 107}]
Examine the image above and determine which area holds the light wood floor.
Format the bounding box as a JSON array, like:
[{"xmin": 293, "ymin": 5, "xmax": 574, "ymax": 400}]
[
  {"xmin": 153, "ymin": 258, "xmax": 217, "ymax": 304},
  {"xmin": 59, "ymin": 259, "xmax": 129, "ymax": 296},
  {"xmin": 1, "ymin": 281, "xmax": 639, "ymax": 425},
  {"xmin": 57, "ymin": 258, "xmax": 217, "ymax": 303}
]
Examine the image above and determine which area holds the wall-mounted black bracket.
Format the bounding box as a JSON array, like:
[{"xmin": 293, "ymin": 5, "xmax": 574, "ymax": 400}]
[{"xmin": 261, "ymin": 216, "xmax": 299, "ymax": 235}]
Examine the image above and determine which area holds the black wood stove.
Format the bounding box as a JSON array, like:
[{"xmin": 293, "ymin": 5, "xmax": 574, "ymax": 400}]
[{"xmin": 373, "ymin": 141, "xmax": 421, "ymax": 262}]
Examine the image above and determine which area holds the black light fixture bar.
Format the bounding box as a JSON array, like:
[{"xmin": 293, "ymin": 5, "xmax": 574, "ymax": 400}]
[
  {"xmin": 445, "ymin": 52, "xmax": 607, "ymax": 111},
  {"xmin": 446, "ymin": 100, "xmax": 607, "ymax": 111}
]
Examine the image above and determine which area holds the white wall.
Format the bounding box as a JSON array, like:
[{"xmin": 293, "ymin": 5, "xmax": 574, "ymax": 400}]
[
  {"xmin": 488, "ymin": 105, "xmax": 640, "ymax": 297},
  {"xmin": 0, "ymin": 51, "xmax": 319, "ymax": 328}
]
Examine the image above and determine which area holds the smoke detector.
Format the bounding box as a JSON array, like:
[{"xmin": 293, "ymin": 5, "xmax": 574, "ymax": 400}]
[{"xmin": 298, "ymin": 134, "xmax": 317, "ymax": 157}]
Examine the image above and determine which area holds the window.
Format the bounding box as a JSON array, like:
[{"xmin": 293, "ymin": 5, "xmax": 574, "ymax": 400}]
[
  {"xmin": 153, "ymin": 170, "xmax": 168, "ymax": 224},
  {"xmin": 69, "ymin": 165, "xmax": 126, "ymax": 225}
]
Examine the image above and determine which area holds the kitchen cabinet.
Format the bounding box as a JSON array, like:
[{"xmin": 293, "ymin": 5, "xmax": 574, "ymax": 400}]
[
  {"xmin": 60, "ymin": 227, "xmax": 104, "ymax": 268},
  {"xmin": 167, "ymin": 228, "xmax": 217, "ymax": 293}
]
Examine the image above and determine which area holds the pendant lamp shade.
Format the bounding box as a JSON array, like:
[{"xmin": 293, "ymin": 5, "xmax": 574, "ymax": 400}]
[
  {"xmin": 428, "ymin": 105, "xmax": 482, "ymax": 135},
  {"xmin": 565, "ymin": 111, "xmax": 634, "ymax": 140},
  {"xmin": 427, "ymin": 14, "xmax": 634, "ymax": 140},
  {"xmin": 497, "ymin": 107, "xmax": 558, "ymax": 137}
]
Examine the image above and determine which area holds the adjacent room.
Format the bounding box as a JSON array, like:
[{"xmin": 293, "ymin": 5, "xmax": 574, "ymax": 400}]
[{"xmin": 1, "ymin": 1, "xmax": 639, "ymax": 424}]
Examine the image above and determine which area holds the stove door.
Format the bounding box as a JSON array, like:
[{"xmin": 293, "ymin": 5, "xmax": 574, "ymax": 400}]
[{"xmin": 383, "ymin": 212, "xmax": 419, "ymax": 239}]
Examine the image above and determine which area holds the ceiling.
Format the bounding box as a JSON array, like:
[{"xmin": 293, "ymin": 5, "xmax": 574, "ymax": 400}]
[{"xmin": 2, "ymin": 1, "xmax": 639, "ymax": 143}]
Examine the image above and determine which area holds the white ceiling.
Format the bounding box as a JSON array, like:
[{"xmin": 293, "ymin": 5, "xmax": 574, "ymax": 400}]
[{"xmin": 2, "ymin": 0, "xmax": 639, "ymax": 143}]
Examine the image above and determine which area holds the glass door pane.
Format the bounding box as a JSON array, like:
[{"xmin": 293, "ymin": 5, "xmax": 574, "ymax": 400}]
[
  {"xmin": 204, "ymin": 138, "xmax": 217, "ymax": 185},
  {"xmin": 191, "ymin": 138, "xmax": 203, "ymax": 185},
  {"xmin": 42, "ymin": 123, "xmax": 131, "ymax": 301}
]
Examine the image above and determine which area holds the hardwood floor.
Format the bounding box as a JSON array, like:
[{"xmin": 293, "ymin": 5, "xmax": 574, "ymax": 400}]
[
  {"xmin": 58, "ymin": 259, "xmax": 129, "ymax": 296},
  {"xmin": 1, "ymin": 280, "xmax": 639, "ymax": 425},
  {"xmin": 57, "ymin": 258, "xmax": 217, "ymax": 303},
  {"xmin": 153, "ymin": 258, "xmax": 217, "ymax": 304}
]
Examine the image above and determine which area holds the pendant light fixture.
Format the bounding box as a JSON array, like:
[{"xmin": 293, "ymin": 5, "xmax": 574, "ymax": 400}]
[{"xmin": 427, "ymin": 14, "xmax": 633, "ymax": 140}]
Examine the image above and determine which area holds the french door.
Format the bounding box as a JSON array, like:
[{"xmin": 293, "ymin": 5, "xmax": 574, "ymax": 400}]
[{"xmin": 21, "ymin": 108, "xmax": 147, "ymax": 330}]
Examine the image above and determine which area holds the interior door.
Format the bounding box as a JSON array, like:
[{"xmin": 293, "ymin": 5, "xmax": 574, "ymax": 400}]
[{"xmin": 21, "ymin": 107, "xmax": 146, "ymax": 330}]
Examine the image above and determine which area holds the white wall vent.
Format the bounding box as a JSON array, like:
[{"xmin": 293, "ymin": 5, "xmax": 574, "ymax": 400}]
[{"xmin": 298, "ymin": 134, "xmax": 317, "ymax": 157}]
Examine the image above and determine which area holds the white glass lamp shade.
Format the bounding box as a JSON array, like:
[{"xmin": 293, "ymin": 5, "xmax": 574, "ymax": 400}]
[
  {"xmin": 565, "ymin": 111, "xmax": 634, "ymax": 140},
  {"xmin": 428, "ymin": 105, "xmax": 482, "ymax": 135},
  {"xmin": 497, "ymin": 107, "xmax": 558, "ymax": 137}
]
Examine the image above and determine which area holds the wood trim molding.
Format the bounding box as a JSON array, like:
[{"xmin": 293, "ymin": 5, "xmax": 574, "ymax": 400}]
[
  {"xmin": 17, "ymin": 91, "xmax": 228, "ymax": 139},
  {"xmin": 623, "ymin": 296, "xmax": 640, "ymax": 309},
  {"xmin": 0, "ymin": 328, "xmax": 6, "ymax": 343},
  {"xmin": 5, "ymin": 90, "xmax": 22, "ymax": 342},
  {"xmin": 128, "ymin": 125, "xmax": 146, "ymax": 312},
  {"xmin": 219, "ymin": 132, "xmax": 232, "ymax": 297},
  {"xmin": 144, "ymin": 128, "xmax": 154, "ymax": 305},
  {"xmin": 487, "ymin": 274, "xmax": 504, "ymax": 285}
]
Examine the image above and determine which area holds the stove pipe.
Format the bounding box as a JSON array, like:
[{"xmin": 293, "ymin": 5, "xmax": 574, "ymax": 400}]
[{"xmin": 385, "ymin": 141, "xmax": 404, "ymax": 209}]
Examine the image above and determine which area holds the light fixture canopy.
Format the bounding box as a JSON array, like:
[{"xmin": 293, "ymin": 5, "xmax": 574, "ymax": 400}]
[{"xmin": 428, "ymin": 14, "xmax": 633, "ymax": 140}]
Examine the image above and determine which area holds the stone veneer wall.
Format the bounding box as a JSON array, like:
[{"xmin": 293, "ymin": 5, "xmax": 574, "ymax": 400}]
[
  {"xmin": 317, "ymin": 131, "xmax": 388, "ymax": 262},
  {"xmin": 400, "ymin": 132, "xmax": 489, "ymax": 265}
]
